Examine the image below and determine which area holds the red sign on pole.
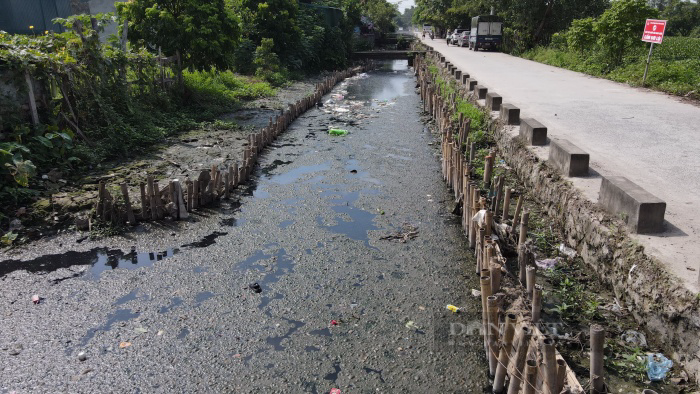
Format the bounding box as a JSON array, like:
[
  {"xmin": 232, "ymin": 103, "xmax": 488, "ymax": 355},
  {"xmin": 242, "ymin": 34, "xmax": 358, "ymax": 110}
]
[{"xmin": 642, "ymin": 19, "xmax": 667, "ymax": 44}]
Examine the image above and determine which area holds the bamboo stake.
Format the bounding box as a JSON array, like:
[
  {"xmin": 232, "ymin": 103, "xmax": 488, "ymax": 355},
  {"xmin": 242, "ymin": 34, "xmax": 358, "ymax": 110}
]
[
  {"xmin": 506, "ymin": 326, "xmax": 533, "ymax": 394},
  {"xmin": 483, "ymin": 155, "xmax": 493, "ymax": 189},
  {"xmin": 487, "ymin": 295, "xmax": 499, "ymax": 377},
  {"xmin": 502, "ymin": 188, "xmax": 512, "ymax": 222},
  {"xmin": 518, "ymin": 211, "xmax": 530, "ymax": 247},
  {"xmin": 493, "ymin": 313, "xmax": 517, "ymax": 393},
  {"xmin": 139, "ymin": 183, "xmax": 147, "ymax": 220},
  {"xmin": 524, "ymin": 359, "xmax": 538, "ymax": 394},
  {"xmin": 187, "ymin": 180, "xmax": 193, "ymax": 212},
  {"xmin": 543, "ymin": 337, "xmax": 557, "ymax": 394},
  {"xmin": 154, "ymin": 181, "xmax": 164, "ymax": 219},
  {"xmin": 532, "ymin": 284, "xmax": 543, "ymax": 324},
  {"xmin": 490, "ymin": 258, "xmax": 501, "ymax": 295},
  {"xmin": 556, "ymin": 358, "xmax": 567, "ymax": 394},
  {"xmin": 512, "ymin": 195, "xmax": 523, "ymax": 228},
  {"xmin": 479, "ymin": 274, "xmax": 492, "ymax": 361},
  {"xmin": 590, "ymin": 325, "xmax": 605, "ymax": 394},
  {"xmin": 120, "ymin": 183, "xmax": 136, "ymax": 225},
  {"xmin": 24, "ymin": 71, "xmax": 39, "ymax": 126},
  {"xmin": 193, "ymin": 179, "xmax": 201, "ymax": 209},
  {"xmin": 493, "ymin": 175, "xmax": 504, "ymax": 216},
  {"xmin": 526, "ymin": 266, "xmax": 536, "ymax": 299},
  {"xmin": 484, "ymin": 210, "xmax": 493, "ymax": 238},
  {"xmin": 148, "ymin": 177, "xmax": 157, "ymax": 220}
]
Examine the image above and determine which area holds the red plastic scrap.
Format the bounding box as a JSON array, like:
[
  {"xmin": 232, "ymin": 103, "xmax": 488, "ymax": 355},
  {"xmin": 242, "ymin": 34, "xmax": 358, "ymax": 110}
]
[
  {"xmin": 330, "ymin": 320, "xmax": 339, "ymax": 326},
  {"xmin": 330, "ymin": 389, "xmax": 341, "ymax": 394}
]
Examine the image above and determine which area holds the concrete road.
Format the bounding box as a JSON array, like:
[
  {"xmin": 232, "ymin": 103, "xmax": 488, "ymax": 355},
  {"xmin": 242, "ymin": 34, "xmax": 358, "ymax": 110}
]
[
  {"xmin": 425, "ymin": 37, "xmax": 700, "ymax": 291},
  {"xmin": 0, "ymin": 63, "xmax": 489, "ymax": 392}
]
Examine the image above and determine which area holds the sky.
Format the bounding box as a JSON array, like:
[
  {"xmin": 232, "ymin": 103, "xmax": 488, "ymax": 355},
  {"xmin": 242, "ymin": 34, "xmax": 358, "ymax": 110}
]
[{"xmin": 390, "ymin": 0, "xmax": 415, "ymax": 13}]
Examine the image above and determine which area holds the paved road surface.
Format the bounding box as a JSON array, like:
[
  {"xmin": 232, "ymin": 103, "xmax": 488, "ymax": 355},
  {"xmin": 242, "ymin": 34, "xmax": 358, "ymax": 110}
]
[
  {"xmin": 424, "ymin": 36, "xmax": 700, "ymax": 291},
  {"xmin": 0, "ymin": 63, "xmax": 489, "ymax": 393}
]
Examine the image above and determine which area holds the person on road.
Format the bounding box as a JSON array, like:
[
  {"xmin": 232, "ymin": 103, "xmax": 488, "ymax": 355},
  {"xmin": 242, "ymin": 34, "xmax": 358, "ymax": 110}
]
[{"xmin": 446, "ymin": 29, "xmax": 450, "ymax": 45}]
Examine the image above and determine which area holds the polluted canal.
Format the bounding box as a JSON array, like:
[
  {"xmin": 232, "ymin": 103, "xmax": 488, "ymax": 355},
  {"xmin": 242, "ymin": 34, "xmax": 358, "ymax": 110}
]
[{"xmin": 0, "ymin": 61, "xmax": 490, "ymax": 392}]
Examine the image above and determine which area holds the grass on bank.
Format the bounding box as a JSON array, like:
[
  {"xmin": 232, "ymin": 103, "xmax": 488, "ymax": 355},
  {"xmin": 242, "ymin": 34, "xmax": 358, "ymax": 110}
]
[{"xmin": 521, "ymin": 36, "xmax": 700, "ymax": 98}]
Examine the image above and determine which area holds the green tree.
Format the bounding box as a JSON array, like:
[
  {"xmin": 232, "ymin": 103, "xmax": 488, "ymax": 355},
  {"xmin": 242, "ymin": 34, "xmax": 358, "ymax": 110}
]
[
  {"xmin": 594, "ymin": 0, "xmax": 658, "ymax": 67},
  {"xmin": 566, "ymin": 17, "xmax": 595, "ymax": 54},
  {"xmin": 363, "ymin": 0, "xmax": 399, "ymax": 35},
  {"xmin": 239, "ymin": 0, "xmax": 302, "ymax": 65},
  {"xmin": 116, "ymin": 0, "xmax": 241, "ymax": 71},
  {"xmin": 661, "ymin": 1, "xmax": 700, "ymax": 36}
]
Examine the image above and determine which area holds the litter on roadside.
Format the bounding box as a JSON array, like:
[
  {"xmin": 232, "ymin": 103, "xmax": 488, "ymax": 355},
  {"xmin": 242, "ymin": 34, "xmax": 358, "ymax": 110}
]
[
  {"xmin": 405, "ymin": 321, "xmax": 421, "ymax": 330},
  {"xmin": 330, "ymin": 389, "xmax": 342, "ymax": 394},
  {"xmin": 119, "ymin": 341, "xmax": 132, "ymax": 349},
  {"xmin": 31, "ymin": 295, "xmax": 40, "ymax": 304},
  {"xmin": 471, "ymin": 289, "xmax": 481, "ymax": 297},
  {"xmin": 446, "ymin": 305, "xmax": 460, "ymax": 313},
  {"xmin": 535, "ymin": 258, "xmax": 560, "ymax": 270},
  {"xmin": 330, "ymin": 320, "xmax": 339, "ymax": 326},
  {"xmin": 647, "ymin": 353, "xmax": 673, "ymax": 381},
  {"xmin": 328, "ymin": 129, "xmax": 348, "ymax": 136},
  {"xmin": 621, "ymin": 330, "xmax": 647, "ymax": 347},
  {"xmin": 558, "ymin": 244, "xmax": 577, "ymax": 258}
]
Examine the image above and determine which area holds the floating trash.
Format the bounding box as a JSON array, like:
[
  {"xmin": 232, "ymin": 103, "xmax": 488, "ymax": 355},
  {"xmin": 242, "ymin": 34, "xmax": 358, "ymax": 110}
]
[{"xmin": 328, "ymin": 129, "xmax": 348, "ymax": 136}]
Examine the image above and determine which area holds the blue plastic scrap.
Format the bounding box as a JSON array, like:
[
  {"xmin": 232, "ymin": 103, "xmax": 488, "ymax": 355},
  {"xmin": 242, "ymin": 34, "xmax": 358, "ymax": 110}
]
[{"xmin": 646, "ymin": 353, "xmax": 673, "ymax": 381}]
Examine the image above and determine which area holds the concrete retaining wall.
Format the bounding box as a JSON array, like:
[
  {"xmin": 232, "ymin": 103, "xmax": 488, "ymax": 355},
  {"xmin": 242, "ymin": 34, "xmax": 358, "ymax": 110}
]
[
  {"xmin": 422, "ymin": 47, "xmax": 700, "ymax": 382},
  {"xmin": 489, "ymin": 86, "xmax": 700, "ymax": 384}
]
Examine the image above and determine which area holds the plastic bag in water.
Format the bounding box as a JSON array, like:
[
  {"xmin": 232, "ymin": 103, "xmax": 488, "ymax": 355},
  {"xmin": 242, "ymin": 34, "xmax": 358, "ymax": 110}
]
[{"xmin": 646, "ymin": 353, "xmax": 673, "ymax": 381}]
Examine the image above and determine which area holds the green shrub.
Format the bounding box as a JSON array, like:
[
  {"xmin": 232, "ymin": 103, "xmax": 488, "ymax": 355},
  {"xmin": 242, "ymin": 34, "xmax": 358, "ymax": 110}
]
[
  {"xmin": 567, "ymin": 17, "xmax": 595, "ymax": 54},
  {"xmin": 594, "ymin": 0, "xmax": 658, "ymax": 68}
]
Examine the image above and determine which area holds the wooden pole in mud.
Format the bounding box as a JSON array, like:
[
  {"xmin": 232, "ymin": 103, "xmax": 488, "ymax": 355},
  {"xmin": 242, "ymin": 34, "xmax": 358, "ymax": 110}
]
[
  {"xmin": 523, "ymin": 359, "xmax": 538, "ymax": 394},
  {"xmin": 506, "ymin": 326, "xmax": 532, "ymax": 394},
  {"xmin": 512, "ymin": 195, "xmax": 523, "ymax": 229},
  {"xmin": 139, "ymin": 183, "xmax": 147, "ymax": 220},
  {"xmin": 187, "ymin": 181, "xmax": 193, "ymax": 212},
  {"xmin": 492, "ymin": 313, "xmax": 516, "ymax": 393},
  {"xmin": 479, "ymin": 274, "xmax": 492, "ymax": 361},
  {"xmin": 518, "ymin": 211, "xmax": 529, "ymax": 247},
  {"xmin": 543, "ymin": 337, "xmax": 558, "ymax": 394},
  {"xmin": 526, "ymin": 265, "xmax": 536, "ymax": 299},
  {"xmin": 532, "ymin": 284, "xmax": 542, "ymax": 323},
  {"xmin": 502, "ymin": 188, "xmax": 512, "ymax": 222},
  {"xmin": 590, "ymin": 325, "xmax": 605, "ymax": 394},
  {"xmin": 148, "ymin": 177, "xmax": 157, "ymax": 220},
  {"xmin": 120, "ymin": 183, "xmax": 136, "ymax": 225},
  {"xmin": 487, "ymin": 295, "xmax": 499, "ymax": 377},
  {"xmin": 192, "ymin": 180, "xmax": 200, "ymax": 209},
  {"xmin": 556, "ymin": 358, "xmax": 567, "ymax": 394}
]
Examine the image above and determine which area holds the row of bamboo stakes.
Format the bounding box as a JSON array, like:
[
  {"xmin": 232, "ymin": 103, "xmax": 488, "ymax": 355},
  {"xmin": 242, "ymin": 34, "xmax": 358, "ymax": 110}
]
[
  {"xmin": 415, "ymin": 50, "xmax": 607, "ymax": 394},
  {"xmin": 95, "ymin": 66, "xmax": 366, "ymax": 225}
]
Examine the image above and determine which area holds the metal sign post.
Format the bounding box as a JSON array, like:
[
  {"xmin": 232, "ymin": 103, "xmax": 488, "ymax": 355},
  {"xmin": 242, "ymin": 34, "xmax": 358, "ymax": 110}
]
[
  {"xmin": 641, "ymin": 19, "xmax": 667, "ymax": 86},
  {"xmin": 643, "ymin": 43, "xmax": 654, "ymax": 85}
]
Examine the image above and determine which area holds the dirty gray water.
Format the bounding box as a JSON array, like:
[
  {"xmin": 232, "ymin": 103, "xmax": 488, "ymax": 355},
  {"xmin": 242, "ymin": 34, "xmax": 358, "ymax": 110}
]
[{"xmin": 0, "ymin": 60, "xmax": 489, "ymax": 393}]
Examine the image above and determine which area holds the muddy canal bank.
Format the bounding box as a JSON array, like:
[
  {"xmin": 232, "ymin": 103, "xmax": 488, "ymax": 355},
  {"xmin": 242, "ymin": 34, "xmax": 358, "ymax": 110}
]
[{"xmin": 0, "ymin": 62, "xmax": 491, "ymax": 392}]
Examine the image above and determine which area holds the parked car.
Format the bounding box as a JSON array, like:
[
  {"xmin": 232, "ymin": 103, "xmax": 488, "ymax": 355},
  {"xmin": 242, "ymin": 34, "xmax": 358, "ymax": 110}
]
[
  {"xmin": 448, "ymin": 29, "xmax": 468, "ymax": 45},
  {"xmin": 457, "ymin": 31, "xmax": 470, "ymax": 47}
]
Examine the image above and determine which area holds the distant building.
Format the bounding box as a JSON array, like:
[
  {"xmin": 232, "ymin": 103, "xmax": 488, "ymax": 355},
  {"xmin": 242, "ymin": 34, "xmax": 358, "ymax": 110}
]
[{"xmin": 0, "ymin": 0, "xmax": 124, "ymax": 36}]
